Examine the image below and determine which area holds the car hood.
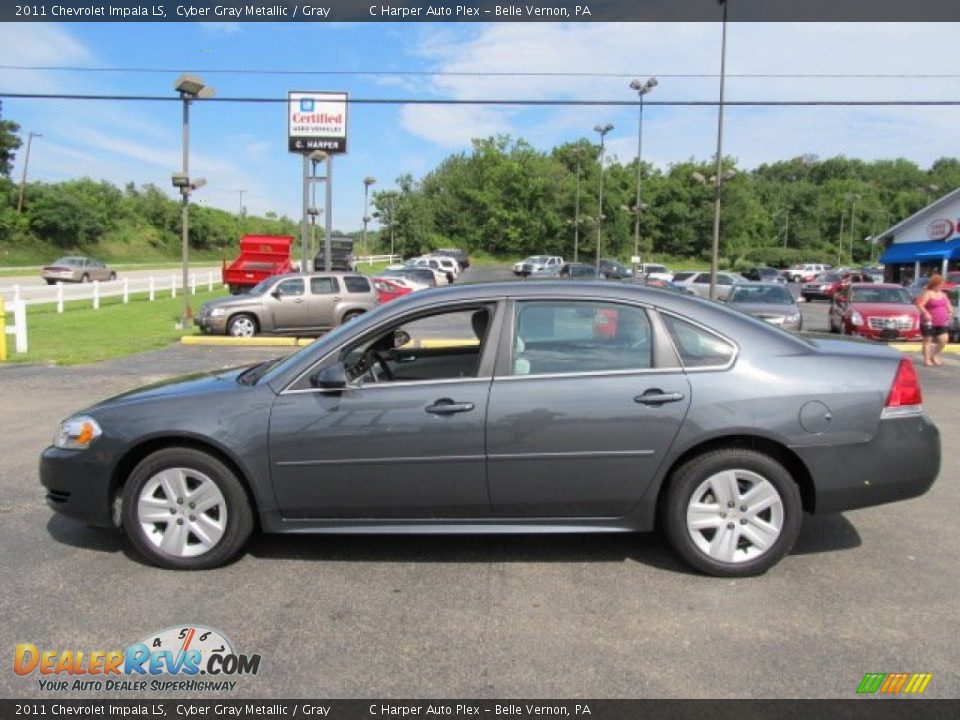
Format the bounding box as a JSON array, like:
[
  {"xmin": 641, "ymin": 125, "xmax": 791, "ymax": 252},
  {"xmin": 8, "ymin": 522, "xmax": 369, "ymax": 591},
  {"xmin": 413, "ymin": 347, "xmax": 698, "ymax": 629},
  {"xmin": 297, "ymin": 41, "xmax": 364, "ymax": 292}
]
[
  {"xmin": 203, "ymin": 294, "xmax": 261, "ymax": 312},
  {"xmin": 850, "ymin": 303, "xmax": 918, "ymax": 316},
  {"xmin": 730, "ymin": 302, "xmax": 798, "ymax": 316},
  {"xmin": 84, "ymin": 366, "xmax": 258, "ymax": 412}
]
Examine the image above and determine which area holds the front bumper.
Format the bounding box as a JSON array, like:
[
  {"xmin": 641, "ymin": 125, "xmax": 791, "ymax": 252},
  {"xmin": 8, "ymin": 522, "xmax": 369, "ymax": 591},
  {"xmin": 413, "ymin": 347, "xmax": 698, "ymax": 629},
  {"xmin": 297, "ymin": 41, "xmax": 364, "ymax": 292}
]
[
  {"xmin": 40, "ymin": 445, "xmax": 117, "ymax": 527},
  {"xmin": 195, "ymin": 314, "xmax": 227, "ymax": 334},
  {"xmin": 795, "ymin": 413, "xmax": 940, "ymax": 514}
]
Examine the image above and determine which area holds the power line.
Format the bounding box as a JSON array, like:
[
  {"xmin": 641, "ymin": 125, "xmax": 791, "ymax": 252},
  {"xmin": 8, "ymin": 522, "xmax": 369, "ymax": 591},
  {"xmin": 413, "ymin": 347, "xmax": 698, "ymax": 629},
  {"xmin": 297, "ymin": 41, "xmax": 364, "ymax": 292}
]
[
  {"xmin": 2, "ymin": 92, "xmax": 960, "ymax": 106},
  {"xmin": 2, "ymin": 64, "xmax": 960, "ymax": 80}
]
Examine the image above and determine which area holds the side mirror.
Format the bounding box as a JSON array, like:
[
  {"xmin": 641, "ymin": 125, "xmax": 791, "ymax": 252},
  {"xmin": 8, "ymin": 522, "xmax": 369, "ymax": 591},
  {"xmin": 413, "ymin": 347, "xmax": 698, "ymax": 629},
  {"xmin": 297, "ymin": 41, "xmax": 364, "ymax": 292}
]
[
  {"xmin": 393, "ymin": 330, "xmax": 411, "ymax": 348},
  {"xmin": 270, "ymin": 289, "xmax": 281, "ymax": 300},
  {"xmin": 311, "ymin": 362, "xmax": 349, "ymax": 390}
]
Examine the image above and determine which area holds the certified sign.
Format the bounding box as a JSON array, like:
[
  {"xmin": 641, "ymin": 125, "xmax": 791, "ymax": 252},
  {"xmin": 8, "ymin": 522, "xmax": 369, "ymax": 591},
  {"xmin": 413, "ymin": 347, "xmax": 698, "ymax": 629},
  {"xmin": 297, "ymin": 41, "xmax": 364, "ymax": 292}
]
[
  {"xmin": 288, "ymin": 91, "xmax": 348, "ymax": 154},
  {"xmin": 925, "ymin": 217, "xmax": 955, "ymax": 241}
]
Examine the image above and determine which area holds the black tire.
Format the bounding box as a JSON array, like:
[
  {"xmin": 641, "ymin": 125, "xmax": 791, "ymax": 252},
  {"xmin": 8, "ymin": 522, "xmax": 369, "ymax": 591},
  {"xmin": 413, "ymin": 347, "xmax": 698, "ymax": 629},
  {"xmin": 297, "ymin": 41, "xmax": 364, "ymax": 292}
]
[
  {"xmin": 227, "ymin": 313, "xmax": 258, "ymax": 337},
  {"xmin": 45, "ymin": 279, "xmax": 55, "ymax": 285},
  {"xmin": 341, "ymin": 309, "xmax": 364, "ymax": 324},
  {"xmin": 121, "ymin": 447, "xmax": 254, "ymax": 570},
  {"xmin": 109, "ymin": 272, "xmax": 117, "ymax": 281},
  {"xmin": 661, "ymin": 448, "xmax": 802, "ymax": 577},
  {"xmin": 80, "ymin": 274, "xmax": 90, "ymax": 283}
]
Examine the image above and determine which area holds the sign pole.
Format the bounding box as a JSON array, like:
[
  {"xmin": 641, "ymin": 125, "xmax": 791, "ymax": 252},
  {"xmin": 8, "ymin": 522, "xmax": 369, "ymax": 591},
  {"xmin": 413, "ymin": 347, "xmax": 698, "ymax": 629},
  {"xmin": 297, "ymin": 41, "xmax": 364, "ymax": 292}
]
[
  {"xmin": 325, "ymin": 155, "xmax": 333, "ymax": 272},
  {"xmin": 301, "ymin": 154, "xmax": 310, "ymax": 274}
]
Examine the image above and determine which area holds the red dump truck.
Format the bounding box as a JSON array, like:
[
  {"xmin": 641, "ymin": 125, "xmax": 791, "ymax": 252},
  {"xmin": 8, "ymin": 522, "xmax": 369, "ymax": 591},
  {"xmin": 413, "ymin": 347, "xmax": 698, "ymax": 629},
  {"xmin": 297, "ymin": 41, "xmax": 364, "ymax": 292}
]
[{"xmin": 222, "ymin": 234, "xmax": 295, "ymax": 294}]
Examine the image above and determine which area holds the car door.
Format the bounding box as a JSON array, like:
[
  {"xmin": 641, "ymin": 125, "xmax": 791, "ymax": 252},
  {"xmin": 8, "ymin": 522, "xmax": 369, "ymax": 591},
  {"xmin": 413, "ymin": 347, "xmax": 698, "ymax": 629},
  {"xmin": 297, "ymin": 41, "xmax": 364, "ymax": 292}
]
[
  {"xmin": 308, "ymin": 276, "xmax": 340, "ymax": 328},
  {"xmin": 486, "ymin": 298, "xmax": 691, "ymax": 517},
  {"xmin": 268, "ymin": 302, "xmax": 501, "ymax": 518},
  {"xmin": 268, "ymin": 277, "xmax": 310, "ymax": 331}
]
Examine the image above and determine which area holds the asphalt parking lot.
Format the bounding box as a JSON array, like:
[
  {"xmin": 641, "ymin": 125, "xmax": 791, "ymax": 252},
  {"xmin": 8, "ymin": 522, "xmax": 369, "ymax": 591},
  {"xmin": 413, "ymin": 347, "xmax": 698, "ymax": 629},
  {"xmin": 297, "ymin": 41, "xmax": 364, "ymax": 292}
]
[{"xmin": 1, "ymin": 270, "xmax": 957, "ymax": 699}]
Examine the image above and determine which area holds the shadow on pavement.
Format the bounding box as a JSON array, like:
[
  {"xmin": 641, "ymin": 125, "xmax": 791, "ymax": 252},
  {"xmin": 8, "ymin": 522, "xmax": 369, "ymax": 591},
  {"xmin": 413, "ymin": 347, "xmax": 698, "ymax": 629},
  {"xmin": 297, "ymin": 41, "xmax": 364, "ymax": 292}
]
[{"xmin": 791, "ymin": 512, "xmax": 862, "ymax": 555}]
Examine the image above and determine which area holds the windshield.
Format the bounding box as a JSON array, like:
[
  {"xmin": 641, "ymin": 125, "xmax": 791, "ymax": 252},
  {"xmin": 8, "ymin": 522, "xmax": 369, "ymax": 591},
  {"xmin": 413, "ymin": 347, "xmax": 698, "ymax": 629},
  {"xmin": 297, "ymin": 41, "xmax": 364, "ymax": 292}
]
[
  {"xmin": 673, "ymin": 272, "xmax": 695, "ymax": 282},
  {"xmin": 53, "ymin": 257, "xmax": 83, "ymax": 266},
  {"xmin": 524, "ymin": 256, "xmax": 548, "ymax": 263},
  {"xmin": 850, "ymin": 287, "xmax": 911, "ymax": 304},
  {"xmin": 729, "ymin": 285, "xmax": 794, "ymax": 305}
]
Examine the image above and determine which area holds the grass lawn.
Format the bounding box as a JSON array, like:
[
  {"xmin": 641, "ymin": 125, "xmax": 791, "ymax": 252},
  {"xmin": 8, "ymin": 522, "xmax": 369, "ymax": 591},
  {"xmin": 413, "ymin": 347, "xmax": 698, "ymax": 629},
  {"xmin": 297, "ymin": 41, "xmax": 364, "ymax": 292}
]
[{"xmin": 9, "ymin": 288, "xmax": 230, "ymax": 366}]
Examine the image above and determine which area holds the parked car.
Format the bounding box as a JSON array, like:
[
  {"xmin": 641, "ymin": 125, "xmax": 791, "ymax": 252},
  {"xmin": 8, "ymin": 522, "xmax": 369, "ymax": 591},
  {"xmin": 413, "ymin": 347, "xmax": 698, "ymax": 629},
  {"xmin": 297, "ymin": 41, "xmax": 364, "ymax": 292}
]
[
  {"xmin": 726, "ymin": 282, "xmax": 802, "ymax": 331},
  {"xmin": 632, "ymin": 277, "xmax": 694, "ymax": 294},
  {"xmin": 380, "ymin": 267, "xmax": 437, "ymax": 291},
  {"xmin": 801, "ymin": 272, "xmax": 846, "ymax": 301},
  {"xmin": 195, "ymin": 272, "xmax": 377, "ymax": 337},
  {"xmin": 904, "ymin": 275, "xmax": 958, "ymax": 300},
  {"xmin": 671, "ymin": 271, "xmax": 741, "ymax": 300},
  {"xmin": 42, "ymin": 281, "xmax": 940, "ymax": 576},
  {"xmin": 862, "ymin": 265, "xmax": 885, "ymax": 283},
  {"xmin": 786, "ymin": 263, "xmax": 831, "ymax": 283},
  {"xmin": 372, "ymin": 276, "xmax": 414, "ymax": 304},
  {"xmin": 433, "ymin": 248, "xmax": 470, "ymax": 270},
  {"xmin": 635, "ymin": 263, "xmax": 673, "ymax": 282},
  {"xmin": 829, "ymin": 283, "xmax": 921, "ymax": 341},
  {"xmin": 513, "ymin": 255, "xmax": 563, "ymax": 276},
  {"xmin": 558, "ymin": 262, "xmax": 599, "ymax": 279},
  {"xmin": 427, "ymin": 255, "xmax": 460, "ymax": 280},
  {"xmin": 409, "ymin": 257, "xmax": 451, "ymax": 285},
  {"xmin": 598, "ymin": 258, "xmax": 633, "ymax": 280},
  {"xmin": 741, "ymin": 266, "xmax": 786, "ymax": 284},
  {"xmin": 41, "ymin": 256, "xmax": 116, "ymax": 285}
]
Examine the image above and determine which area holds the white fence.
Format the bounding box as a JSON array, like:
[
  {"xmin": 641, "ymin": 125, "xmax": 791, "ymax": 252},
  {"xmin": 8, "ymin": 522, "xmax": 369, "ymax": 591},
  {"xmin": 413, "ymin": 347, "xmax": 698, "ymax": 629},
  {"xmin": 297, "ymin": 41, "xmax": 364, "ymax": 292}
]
[
  {"xmin": 0, "ymin": 270, "xmax": 224, "ymax": 312},
  {"xmin": 355, "ymin": 254, "xmax": 402, "ymax": 266},
  {"xmin": 1, "ymin": 299, "xmax": 27, "ymax": 356}
]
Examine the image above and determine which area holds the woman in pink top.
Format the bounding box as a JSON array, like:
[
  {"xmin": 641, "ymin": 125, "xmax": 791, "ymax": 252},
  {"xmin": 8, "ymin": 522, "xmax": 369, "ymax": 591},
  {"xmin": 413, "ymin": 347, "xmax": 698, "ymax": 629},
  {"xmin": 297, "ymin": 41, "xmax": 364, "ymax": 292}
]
[{"xmin": 916, "ymin": 274, "xmax": 953, "ymax": 366}]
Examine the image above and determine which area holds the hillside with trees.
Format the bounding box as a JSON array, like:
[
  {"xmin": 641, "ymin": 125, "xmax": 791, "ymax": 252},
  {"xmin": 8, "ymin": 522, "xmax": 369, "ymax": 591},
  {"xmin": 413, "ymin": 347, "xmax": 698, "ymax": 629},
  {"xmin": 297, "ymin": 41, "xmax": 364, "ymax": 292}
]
[{"xmin": 3, "ymin": 104, "xmax": 958, "ymax": 268}]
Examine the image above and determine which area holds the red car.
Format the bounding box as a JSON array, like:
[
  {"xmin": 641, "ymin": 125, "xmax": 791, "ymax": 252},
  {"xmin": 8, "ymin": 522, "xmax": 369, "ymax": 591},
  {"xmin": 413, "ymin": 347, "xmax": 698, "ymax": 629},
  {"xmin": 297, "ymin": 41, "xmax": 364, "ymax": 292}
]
[
  {"xmin": 372, "ymin": 276, "xmax": 414, "ymax": 304},
  {"xmin": 829, "ymin": 283, "xmax": 921, "ymax": 341},
  {"xmin": 801, "ymin": 271, "xmax": 873, "ymax": 302}
]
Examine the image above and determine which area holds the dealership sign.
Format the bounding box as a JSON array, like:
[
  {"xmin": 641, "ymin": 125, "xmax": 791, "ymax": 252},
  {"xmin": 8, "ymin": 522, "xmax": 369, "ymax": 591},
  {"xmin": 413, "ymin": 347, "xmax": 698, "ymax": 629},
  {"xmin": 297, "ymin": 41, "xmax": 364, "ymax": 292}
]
[
  {"xmin": 288, "ymin": 91, "xmax": 348, "ymax": 153},
  {"xmin": 926, "ymin": 218, "xmax": 955, "ymax": 241}
]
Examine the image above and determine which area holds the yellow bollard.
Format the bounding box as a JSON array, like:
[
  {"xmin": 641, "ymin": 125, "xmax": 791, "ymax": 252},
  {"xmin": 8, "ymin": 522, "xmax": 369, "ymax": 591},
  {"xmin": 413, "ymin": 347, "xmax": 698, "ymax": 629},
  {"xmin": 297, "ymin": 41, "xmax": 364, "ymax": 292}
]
[{"xmin": 0, "ymin": 295, "xmax": 6, "ymax": 362}]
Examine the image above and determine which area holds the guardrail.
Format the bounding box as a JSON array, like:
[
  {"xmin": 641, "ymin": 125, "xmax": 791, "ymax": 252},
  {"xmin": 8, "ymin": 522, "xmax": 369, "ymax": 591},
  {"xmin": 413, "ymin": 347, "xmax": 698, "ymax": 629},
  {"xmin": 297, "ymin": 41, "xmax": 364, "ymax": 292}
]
[
  {"xmin": 354, "ymin": 254, "xmax": 402, "ymax": 266},
  {"xmin": 0, "ymin": 297, "xmax": 27, "ymax": 358},
  {"xmin": 0, "ymin": 270, "xmax": 224, "ymax": 311}
]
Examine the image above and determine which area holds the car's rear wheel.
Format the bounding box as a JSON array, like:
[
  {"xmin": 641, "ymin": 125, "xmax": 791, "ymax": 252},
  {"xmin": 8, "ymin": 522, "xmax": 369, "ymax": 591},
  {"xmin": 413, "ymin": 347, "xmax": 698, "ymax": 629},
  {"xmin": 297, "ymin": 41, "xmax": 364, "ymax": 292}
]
[
  {"xmin": 662, "ymin": 449, "xmax": 802, "ymax": 577},
  {"xmin": 80, "ymin": 274, "xmax": 90, "ymax": 283},
  {"xmin": 109, "ymin": 272, "xmax": 117, "ymax": 281},
  {"xmin": 341, "ymin": 310, "xmax": 364, "ymax": 324},
  {"xmin": 121, "ymin": 447, "xmax": 254, "ymax": 570},
  {"xmin": 227, "ymin": 314, "xmax": 258, "ymax": 337}
]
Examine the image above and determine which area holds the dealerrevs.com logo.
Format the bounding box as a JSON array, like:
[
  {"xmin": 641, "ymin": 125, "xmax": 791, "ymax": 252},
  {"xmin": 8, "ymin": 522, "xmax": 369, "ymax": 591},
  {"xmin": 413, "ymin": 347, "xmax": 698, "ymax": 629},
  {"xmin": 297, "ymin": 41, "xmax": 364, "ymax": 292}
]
[{"xmin": 14, "ymin": 625, "xmax": 262, "ymax": 693}]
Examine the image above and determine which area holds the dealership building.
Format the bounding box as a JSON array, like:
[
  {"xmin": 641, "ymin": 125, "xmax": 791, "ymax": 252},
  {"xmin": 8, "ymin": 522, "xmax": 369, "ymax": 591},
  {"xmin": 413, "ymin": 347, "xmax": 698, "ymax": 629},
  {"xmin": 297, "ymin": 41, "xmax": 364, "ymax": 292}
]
[{"xmin": 876, "ymin": 187, "xmax": 960, "ymax": 283}]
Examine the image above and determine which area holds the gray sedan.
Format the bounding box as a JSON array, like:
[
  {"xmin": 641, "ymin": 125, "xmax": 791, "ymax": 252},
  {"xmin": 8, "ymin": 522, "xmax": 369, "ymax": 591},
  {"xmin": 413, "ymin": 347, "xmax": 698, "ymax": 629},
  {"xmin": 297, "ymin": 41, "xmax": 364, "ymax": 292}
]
[
  {"xmin": 41, "ymin": 256, "xmax": 116, "ymax": 284},
  {"xmin": 196, "ymin": 272, "xmax": 377, "ymax": 337},
  {"xmin": 726, "ymin": 283, "xmax": 803, "ymax": 331},
  {"xmin": 41, "ymin": 282, "xmax": 939, "ymax": 576}
]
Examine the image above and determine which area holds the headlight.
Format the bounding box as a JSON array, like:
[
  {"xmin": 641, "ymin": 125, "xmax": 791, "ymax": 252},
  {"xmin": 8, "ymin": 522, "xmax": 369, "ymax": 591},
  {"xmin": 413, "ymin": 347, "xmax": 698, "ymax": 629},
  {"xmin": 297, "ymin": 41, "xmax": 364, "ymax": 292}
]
[
  {"xmin": 209, "ymin": 307, "xmax": 226, "ymax": 318},
  {"xmin": 785, "ymin": 313, "xmax": 802, "ymax": 324},
  {"xmin": 850, "ymin": 311, "xmax": 864, "ymax": 327},
  {"xmin": 54, "ymin": 416, "xmax": 102, "ymax": 450}
]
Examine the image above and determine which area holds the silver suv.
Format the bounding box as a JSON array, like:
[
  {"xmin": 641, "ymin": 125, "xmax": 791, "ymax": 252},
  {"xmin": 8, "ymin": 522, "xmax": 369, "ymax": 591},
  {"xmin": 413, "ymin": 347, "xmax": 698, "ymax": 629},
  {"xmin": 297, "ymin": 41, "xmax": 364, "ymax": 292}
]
[{"xmin": 197, "ymin": 272, "xmax": 377, "ymax": 337}]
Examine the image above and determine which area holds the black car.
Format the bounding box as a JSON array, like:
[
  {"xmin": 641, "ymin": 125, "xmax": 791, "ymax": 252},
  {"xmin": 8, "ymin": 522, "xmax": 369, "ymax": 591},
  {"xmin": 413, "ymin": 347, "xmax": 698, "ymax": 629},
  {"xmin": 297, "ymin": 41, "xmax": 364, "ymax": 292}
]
[
  {"xmin": 433, "ymin": 248, "xmax": 470, "ymax": 270},
  {"xmin": 742, "ymin": 267, "xmax": 785, "ymax": 283},
  {"xmin": 598, "ymin": 259, "xmax": 632, "ymax": 280},
  {"xmin": 558, "ymin": 263, "xmax": 599, "ymax": 278}
]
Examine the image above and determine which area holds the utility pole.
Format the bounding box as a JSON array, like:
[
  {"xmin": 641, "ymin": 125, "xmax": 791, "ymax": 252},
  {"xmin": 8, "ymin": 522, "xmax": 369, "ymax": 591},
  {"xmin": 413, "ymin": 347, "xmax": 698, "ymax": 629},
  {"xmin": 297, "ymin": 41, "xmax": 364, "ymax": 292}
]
[{"xmin": 16, "ymin": 132, "xmax": 41, "ymax": 214}]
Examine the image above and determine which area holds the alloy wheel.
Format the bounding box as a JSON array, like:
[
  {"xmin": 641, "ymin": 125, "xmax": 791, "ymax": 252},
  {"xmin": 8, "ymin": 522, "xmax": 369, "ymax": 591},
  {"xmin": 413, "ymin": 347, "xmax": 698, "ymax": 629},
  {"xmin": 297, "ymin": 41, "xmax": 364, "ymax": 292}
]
[{"xmin": 137, "ymin": 467, "xmax": 227, "ymax": 558}]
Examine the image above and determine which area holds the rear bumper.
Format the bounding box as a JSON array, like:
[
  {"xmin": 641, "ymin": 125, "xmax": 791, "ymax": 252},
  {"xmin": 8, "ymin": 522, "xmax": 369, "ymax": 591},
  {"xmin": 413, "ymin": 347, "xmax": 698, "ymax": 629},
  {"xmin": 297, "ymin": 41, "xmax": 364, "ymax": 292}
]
[{"xmin": 795, "ymin": 414, "xmax": 940, "ymax": 514}]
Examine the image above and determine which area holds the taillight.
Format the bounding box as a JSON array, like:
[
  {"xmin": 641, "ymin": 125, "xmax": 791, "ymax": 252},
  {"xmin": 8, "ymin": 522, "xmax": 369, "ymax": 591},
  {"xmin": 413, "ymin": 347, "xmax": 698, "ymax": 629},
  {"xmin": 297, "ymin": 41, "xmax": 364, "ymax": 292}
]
[{"xmin": 884, "ymin": 358, "xmax": 922, "ymax": 416}]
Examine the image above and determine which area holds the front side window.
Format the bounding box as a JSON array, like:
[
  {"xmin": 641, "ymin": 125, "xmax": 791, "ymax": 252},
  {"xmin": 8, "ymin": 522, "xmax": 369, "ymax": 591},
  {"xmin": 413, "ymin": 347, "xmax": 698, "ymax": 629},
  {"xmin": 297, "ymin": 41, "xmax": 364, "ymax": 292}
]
[
  {"xmin": 661, "ymin": 314, "xmax": 736, "ymax": 369},
  {"xmin": 341, "ymin": 306, "xmax": 494, "ymax": 385},
  {"xmin": 275, "ymin": 279, "xmax": 305, "ymax": 297},
  {"xmin": 511, "ymin": 301, "xmax": 652, "ymax": 376}
]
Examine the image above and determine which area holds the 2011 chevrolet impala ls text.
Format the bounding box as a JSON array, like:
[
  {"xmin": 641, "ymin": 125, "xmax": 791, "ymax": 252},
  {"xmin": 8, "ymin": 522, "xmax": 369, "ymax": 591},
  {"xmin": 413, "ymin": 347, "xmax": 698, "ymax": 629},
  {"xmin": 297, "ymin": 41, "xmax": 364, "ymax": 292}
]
[{"xmin": 40, "ymin": 282, "xmax": 940, "ymax": 576}]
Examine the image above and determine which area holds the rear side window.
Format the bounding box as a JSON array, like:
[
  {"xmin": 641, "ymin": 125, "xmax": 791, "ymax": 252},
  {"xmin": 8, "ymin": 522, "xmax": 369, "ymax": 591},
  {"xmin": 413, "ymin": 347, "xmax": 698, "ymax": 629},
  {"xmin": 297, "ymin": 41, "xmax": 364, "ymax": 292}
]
[
  {"xmin": 661, "ymin": 314, "xmax": 736, "ymax": 369},
  {"xmin": 344, "ymin": 276, "xmax": 371, "ymax": 294},
  {"xmin": 512, "ymin": 301, "xmax": 652, "ymax": 376},
  {"xmin": 311, "ymin": 277, "xmax": 339, "ymax": 294}
]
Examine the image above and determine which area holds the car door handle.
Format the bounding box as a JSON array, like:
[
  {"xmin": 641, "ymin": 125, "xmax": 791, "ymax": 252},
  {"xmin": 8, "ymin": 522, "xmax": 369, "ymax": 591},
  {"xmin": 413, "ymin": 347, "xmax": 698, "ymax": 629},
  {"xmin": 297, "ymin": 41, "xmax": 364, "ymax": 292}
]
[
  {"xmin": 332, "ymin": 297, "xmax": 342, "ymax": 302},
  {"xmin": 425, "ymin": 399, "xmax": 475, "ymax": 415},
  {"xmin": 293, "ymin": 297, "xmax": 305, "ymax": 303},
  {"xmin": 634, "ymin": 390, "xmax": 685, "ymax": 406}
]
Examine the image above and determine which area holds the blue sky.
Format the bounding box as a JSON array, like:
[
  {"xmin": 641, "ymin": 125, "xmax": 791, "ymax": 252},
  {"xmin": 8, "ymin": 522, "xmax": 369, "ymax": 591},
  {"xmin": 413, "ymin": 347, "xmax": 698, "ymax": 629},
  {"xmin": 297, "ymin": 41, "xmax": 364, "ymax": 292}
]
[{"xmin": 2, "ymin": 21, "xmax": 959, "ymax": 231}]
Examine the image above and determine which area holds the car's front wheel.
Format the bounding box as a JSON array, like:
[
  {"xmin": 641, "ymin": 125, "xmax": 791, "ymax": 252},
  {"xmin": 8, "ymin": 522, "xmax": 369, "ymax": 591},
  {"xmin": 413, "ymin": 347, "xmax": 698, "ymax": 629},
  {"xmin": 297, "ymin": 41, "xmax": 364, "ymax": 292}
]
[
  {"xmin": 227, "ymin": 314, "xmax": 258, "ymax": 337},
  {"xmin": 121, "ymin": 447, "xmax": 254, "ymax": 570},
  {"xmin": 662, "ymin": 449, "xmax": 802, "ymax": 577}
]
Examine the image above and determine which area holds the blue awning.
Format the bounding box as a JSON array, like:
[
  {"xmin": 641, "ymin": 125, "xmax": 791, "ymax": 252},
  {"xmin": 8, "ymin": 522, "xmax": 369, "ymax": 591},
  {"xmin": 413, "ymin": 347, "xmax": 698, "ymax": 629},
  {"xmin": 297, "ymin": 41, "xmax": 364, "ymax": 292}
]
[{"xmin": 880, "ymin": 238, "xmax": 960, "ymax": 264}]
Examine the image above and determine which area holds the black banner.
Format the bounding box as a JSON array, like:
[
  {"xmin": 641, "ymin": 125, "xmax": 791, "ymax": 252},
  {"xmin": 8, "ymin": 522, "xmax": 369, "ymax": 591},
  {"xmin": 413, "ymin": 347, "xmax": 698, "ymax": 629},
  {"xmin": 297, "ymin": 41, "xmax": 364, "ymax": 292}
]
[
  {"xmin": 2, "ymin": 700, "xmax": 959, "ymax": 720},
  {"xmin": 3, "ymin": 0, "xmax": 960, "ymax": 23}
]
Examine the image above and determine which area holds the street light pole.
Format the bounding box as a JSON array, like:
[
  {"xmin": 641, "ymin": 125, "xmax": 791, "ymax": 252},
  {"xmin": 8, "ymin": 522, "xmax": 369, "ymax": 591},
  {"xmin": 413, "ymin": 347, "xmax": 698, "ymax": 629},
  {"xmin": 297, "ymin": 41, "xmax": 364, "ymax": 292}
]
[
  {"xmin": 849, "ymin": 193, "xmax": 861, "ymax": 265},
  {"xmin": 237, "ymin": 189, "xmax": 246, "ymax": 233},
  {"xmin": 709, "ymin": 0, "xmax": 729, "ymax": 301},
  {"xmin": 629, "ymin": 77, "xmax": 657, "ymax": 261},
  {"xmin": 173, "ymin": 74, "xmax": 213, "ymax": 330},
  {"xmin": 363, "ymin": 176, "xmax": 376, "ymax": 259},
  {"xmin": 16, "ymin": 132, "xmax": 41, "ymax": 214},
  {"xmin": 593, "ymin": 123, "xmax": 613, "ymax": 272},
  {"xmin": 574, "ymin": 157, "xmax": 581, "ymax": 262}
]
